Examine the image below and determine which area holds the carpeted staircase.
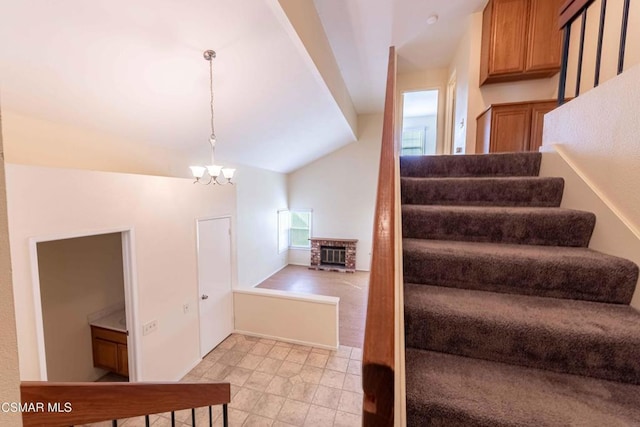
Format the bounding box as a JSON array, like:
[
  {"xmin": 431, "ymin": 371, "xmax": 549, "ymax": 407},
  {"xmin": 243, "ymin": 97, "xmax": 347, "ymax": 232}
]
[{"xmin": 400, "ymin": 152, "xmax": 640, "ymax": 426}]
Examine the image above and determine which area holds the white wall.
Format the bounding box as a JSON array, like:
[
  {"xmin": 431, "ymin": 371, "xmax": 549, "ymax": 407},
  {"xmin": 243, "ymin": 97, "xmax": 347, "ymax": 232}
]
[
  {"xmin": 37, "ymin": 233, "xmax": 125, "ymax": 382},
  {"xmin": 234, "ymin": 289, "xmax": 339, "ymax": 349},
  {"xmin": 6, "ymin": 164, "xmax": 236, "ymax": 381},
  {"xmin": 235, "ymin": 166, "xmax": 289, "ymax": 288},
  {"xmin": 287, "ymin": 114, "xmax": 382, "ymax": 270},
  {"xmin": 0, "ymin": 111, "xmax": 22, "ymax": 427},
  {"xmin": 542, "ymin": 64, "xmax": 640, "ymax": 308}
]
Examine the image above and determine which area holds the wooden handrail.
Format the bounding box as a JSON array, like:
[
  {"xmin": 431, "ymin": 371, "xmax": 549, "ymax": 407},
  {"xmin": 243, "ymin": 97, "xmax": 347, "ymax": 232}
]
[
  {"xmin": 559, "ymin": 0, "xmax": 595, "ymax": 28},
  {"xmin": 362, "ymin": 46, "xmax": 396, "ymax": 426},
  {"xmin": 20, "ymin": 381, "xmax": 230, "ymax": 426}
]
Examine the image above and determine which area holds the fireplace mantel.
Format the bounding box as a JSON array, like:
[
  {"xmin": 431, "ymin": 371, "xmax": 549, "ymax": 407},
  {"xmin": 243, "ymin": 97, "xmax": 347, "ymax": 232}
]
[{"xmin": 309, "ymin": 238, "xmax": 358, "ymax": 273}]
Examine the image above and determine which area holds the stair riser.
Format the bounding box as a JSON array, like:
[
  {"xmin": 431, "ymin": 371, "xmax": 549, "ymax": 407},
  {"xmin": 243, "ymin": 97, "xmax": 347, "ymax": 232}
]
[
  {"xmin": 401, "ymin": 177, "xmax": 564, "ymax": 207},
  {"xmin": 402, "ymin": 208, "xmax": 595, "ymax": 247},
  {"xmin": 403, "ymin": 249, "xmax": 638, "ymax": 304},
  {"xmin": 405, "ymin": 310, "xmax": 640, "ymax": 385},
  {"xmin": 400, "ymin": 152, "xmax": 541, "ymax": 178}
]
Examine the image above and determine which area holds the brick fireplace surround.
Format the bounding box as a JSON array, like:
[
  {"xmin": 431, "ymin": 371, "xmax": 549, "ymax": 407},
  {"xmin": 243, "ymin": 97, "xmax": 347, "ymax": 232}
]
[{"xmin": 309, "ymin": 237, "xmax": 358, "ymax": 273}]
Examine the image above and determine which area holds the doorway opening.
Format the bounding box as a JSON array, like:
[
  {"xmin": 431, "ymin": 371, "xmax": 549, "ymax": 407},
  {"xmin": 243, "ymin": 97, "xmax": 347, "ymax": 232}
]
[
  {"xmin": 31, "ymin": 229, "xmax": 138, "ymax": 382},
  {"xmin": 401, "ymin": 89, "xmax": 439, "ymax": 156}
]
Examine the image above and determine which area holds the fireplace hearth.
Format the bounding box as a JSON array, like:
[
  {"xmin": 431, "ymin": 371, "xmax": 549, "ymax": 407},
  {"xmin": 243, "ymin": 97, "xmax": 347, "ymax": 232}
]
[{"xmin": 309, "ymin": 238, "xmax": 357, "ymax": 273}]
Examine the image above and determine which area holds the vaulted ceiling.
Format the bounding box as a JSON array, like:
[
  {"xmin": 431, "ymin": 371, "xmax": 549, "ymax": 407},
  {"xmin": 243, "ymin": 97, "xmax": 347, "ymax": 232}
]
[{"xmin": 0, "ymin": 0, "xmax": 485, "ymax": 173}]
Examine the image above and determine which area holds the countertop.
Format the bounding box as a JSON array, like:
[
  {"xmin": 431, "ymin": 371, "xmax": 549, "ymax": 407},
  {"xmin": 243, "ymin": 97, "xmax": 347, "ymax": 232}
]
[{"xmin": 89, "ymin": 309, "xmax": 127, "ymax": 333}]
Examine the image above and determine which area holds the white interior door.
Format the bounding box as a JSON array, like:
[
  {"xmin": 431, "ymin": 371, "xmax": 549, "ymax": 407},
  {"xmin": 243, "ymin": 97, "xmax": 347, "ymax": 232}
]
[{"xmin": 197, "ymin": 217, "xmax": 233, "ymax": 358}]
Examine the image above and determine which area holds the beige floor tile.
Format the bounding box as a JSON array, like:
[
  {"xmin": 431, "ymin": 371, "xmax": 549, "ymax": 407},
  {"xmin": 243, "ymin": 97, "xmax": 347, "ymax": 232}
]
[
  {"xmin": 319, "ymin": 370, "xmax": 345, "ymax": 389},
  {"xmin": 311, "ymin": 347, "xmax": 331, "ymax": 355},
  {"xmin": 235, "ymin": 340, "xmax": 257, "ymax": 353},
  {"xmin": 333, "ymin": 411, "xmax": 361, "ymax": 427},
  {"xmin": 304, "ymin": 405, "xmax": 336, "ymax": 426},
  {"xmin": 219, "ymin": 336, "xmax": 239, "ymax": 350},
  {"xmin": 337, "ymin": 391, "xmax": 361, "ymax": 415},
  {"xmin": 203, "ymin": 362, "xmax": 234, "ymax": 380},
  {"xmin": 253, "ymin": 393, "xmax": 286, "ymax": 419},
  {"xmin": 304, "ymin": 353, "xmax": 328, "ymax": 369},
  {"xmin": 245, "ymin": 371, "xmax": 275, "ymax": 392},
  {"xmin": 285, "ymin": 349, "xmax": 310, "ymax": 364},
  {"xmin": 243, "ymin": 414, "xmax": 274, "ymax": 427},
  {"xmin": 224, "ymin": 366, "xmax": 253, "ymax": 386},
  {"xmin": 276, "ymin": 399, "xmax": 310, "ymax": 426},
  {"xmin": 187, "ymin": 359, "xmax": 214, "ymax": 377},
  {"xmin": 180, "ymin": 374, "xmax": 200, "ymax": 383},
  {"xmin": 260, "ymin": 338, "xmax": 277, "ymax": 345},
  {"xmin": 335, "ymin": 346, "xmax": 352, "ymax": 359},
  {"xmin": 273, "ymin": 422, "xmax": 297, "ymax": 427},
  {"xmin": 265, "ymin": 375, "xmax": 293, "ymax": 397},
  {"xmin": 230, "ymin": 387, "xmax": 263, "ymax": 412},
  {"xmin": 277, "ymin": 361, "xmax": 304, "ymax": 378},
  {"xmin": 238, "ymin": 354, "xmax": 266, "ymax": 370},
  {"xmin": 219, "ymin": 350, "xmax": 247, "ymax": 366},
  {"xmin": 299, "ymin": 366, "xmax": 324, "ymax": 384},
  {"xmin": 349, "ymin": 348, "xmax": 362, "ymax": 361},
  {"xmin": 251, "ymin": 342, "xmax": 274, "ymax": 356},
  {"xmin": 346, "ymin": 359, "xmax": 361, "ymax": 376},
  {"xmin": 312, "ymin": 385, "xmax": 341, "ymax": 409},
  {"xmin": 122, "ymin": 415, "xmax": 161, "ymax": 426},
  {"xmin": 288, "ymin": 382, "xmax": 318, "ymax": 403},
  {"xmin": 292, "ymin": 344, "xmax": 312, "ymax": 352},
  {"xmin": 325, "ymin": 356, "xmax": 349, "ymax": 373},
  {"xmin": 268, "ymin": 345, "xmax": 291, "ymax": 360},
  {"xmin": 204, "ymin": 348, "xmax": 228, "ymax": 363},
  {"xmin": 274, "ymin": 341, "xmax": 294, "ymax": 349},
  {"xmin": 342, "ymin": 374, "xmax": 362, "ymax": 394},
  {"xmin": 228, "ymin": 408, "xmax": 250, "ymax": 427},
  {"xmin": 257, "ymin": 357, "xmax": 284, "ymax": 375}
]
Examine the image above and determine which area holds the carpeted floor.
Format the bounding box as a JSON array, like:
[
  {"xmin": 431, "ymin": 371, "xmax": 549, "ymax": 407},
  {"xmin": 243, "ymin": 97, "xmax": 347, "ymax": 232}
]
[{"xmin": 400, "ymin": 152, "xmax": 640, "ymax": 426}]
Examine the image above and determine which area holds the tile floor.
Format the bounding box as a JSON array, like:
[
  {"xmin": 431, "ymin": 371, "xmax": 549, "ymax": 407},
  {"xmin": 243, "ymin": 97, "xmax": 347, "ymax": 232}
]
[{"xmin": 85, "ymin": 334, "xmax": 363, "ymax": 427}]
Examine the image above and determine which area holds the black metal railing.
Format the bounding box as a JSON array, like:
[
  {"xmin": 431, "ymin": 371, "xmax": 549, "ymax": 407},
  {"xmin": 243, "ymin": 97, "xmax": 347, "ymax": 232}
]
[{"xmin": 558, "ymin": 0, "xmax": 633, "ymax": 104}]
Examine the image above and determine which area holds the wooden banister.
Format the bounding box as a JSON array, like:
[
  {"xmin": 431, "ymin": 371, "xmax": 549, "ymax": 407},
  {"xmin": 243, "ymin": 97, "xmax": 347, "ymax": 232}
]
[
  {"xmin": 559, "ymin": 0, "xmax": 595, "ymax": 28},
  {"xmin": 362, "ymin": 46, "xmax": 397, "ymax": 426},
  {"xmin": 20, "ymin": 381, "xmax": 230, "ymax": 426}
]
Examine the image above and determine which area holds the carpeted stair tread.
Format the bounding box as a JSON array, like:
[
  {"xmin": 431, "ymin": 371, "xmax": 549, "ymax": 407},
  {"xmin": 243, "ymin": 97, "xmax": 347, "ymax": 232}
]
[
  {"xmin": 401, "ymin": 176, "xmax": 564, "ymax": 207},
  {"xmin": 404, "ymin": 283, "xmax": 640, "ymax": 384},
  {"xmin": 402, "ymin": 238, "xmax": 638, "ymax": 304},
  {"xmin": 400, "ymin": 152, "xmax": 541, "ymax": 178},
  {"xmin": 405, "ymin": 348, "xmax": 640, "ymax": 427},
  {"xmin": 402, "ymin": 205, "xmax": 596, "ymax": 247}
]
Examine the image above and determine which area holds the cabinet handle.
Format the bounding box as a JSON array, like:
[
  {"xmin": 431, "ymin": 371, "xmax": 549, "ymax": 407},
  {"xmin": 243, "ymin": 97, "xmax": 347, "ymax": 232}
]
[{"xmin": 201, "ymin": 294, "xmax": 209, "ymax": 300}]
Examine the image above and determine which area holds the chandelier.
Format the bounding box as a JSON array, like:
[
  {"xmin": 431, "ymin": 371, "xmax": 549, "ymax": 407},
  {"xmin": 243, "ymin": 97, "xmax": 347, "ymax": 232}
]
[{"xmin": 189, "ymin": 50, "xmax": 235, "ymax": 185}]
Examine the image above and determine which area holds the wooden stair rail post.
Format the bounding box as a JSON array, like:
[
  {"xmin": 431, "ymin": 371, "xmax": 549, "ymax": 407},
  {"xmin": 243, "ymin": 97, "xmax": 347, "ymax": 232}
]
[
  {"xmin": 362, "ymin": 46, "xmax": 397, "ymax": 427},
  {"xmin": 20, "ymin": 381, "xmax": 231, "ymax": 427}
]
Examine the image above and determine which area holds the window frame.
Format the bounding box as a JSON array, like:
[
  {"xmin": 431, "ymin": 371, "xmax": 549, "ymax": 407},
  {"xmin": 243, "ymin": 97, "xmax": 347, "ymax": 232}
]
[{"xmin": 288, "ymin": 209, "xmax": 313, "ymax": 250}]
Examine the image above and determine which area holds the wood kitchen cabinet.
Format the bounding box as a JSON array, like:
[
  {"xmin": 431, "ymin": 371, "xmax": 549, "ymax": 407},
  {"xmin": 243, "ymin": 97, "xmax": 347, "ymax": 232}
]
[
  {"xmin": 91, "ymin": 325, "xmax": 128, "ymax": 377},
  {"xmin": 480, "ymin": 0, "xmax": 563, "ymax": 85},
  {"xmin": 476, "ymin": 100, "xmax": 558, "ymax": 153}
]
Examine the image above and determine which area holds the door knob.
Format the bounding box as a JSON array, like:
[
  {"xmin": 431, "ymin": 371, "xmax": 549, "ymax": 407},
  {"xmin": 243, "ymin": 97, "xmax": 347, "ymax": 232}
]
[{"xmin": 201, "ymin": 294, "xmax": 209, "ymax": 300}]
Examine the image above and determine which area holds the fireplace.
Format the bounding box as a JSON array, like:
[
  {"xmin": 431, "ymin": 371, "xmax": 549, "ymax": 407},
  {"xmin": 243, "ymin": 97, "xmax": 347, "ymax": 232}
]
[{"xmin": 309, "ymin": 238, "xmax": 357, "ymax": 273}]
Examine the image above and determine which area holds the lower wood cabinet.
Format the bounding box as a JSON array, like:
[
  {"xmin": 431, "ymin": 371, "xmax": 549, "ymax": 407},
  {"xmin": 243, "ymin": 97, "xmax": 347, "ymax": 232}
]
[
  {"xmin": 91, "ymin": 325, "xmax": 128, "ymax": 377},
  {"xmin": 476, "ymin": 100, "xmax": 558, "ymax": 153}
]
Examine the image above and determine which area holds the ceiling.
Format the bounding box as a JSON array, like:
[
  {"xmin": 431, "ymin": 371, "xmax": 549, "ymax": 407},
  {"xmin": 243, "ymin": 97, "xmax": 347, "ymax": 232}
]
[
  {"xmin": 314, "ymin": 0, "xmax": 487, "ymax": 113},
  {"xmin": 0, "ymin": 0, "xmax": 486, "ymax": 174}
]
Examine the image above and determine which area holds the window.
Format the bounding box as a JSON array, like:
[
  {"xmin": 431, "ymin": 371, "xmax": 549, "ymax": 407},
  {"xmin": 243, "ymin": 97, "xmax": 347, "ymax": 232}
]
[
  {"xmin": 289, "ymin": 210, "xmax": 312, "ymax": 248},
  {"xmin": 277, "ymin": 209, "xmax": 312, "ymax": 250}
]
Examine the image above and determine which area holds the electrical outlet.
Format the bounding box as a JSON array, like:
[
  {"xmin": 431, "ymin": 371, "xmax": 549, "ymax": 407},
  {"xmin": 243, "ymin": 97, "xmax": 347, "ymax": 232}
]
[
  {"xmin": 142, "ymin": 320, "xmax": 158, "ymax": 336},
  {"xmin": 183, "ymin": 303, "xmax": 191, "ymax": 314}
]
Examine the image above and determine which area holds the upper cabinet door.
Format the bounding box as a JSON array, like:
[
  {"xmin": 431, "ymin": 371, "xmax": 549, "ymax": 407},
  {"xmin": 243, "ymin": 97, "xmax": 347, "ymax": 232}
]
[
  {"xmin": 488, "ymin": 0, "xmax": 529, "ymax": 76},
  {"xmin": 480, "ymin": 0, "xmax": 561, "ymax": 85},
  {"xmin": 526, "ymin": 0, "xmax": 563, "ymax": 72}
]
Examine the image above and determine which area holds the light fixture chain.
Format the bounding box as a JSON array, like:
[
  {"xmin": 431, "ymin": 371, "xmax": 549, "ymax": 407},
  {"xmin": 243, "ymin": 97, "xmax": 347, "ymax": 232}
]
[{"xmin": 209, "ymin": 55, "xmax": 215, "ymax": 143}]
